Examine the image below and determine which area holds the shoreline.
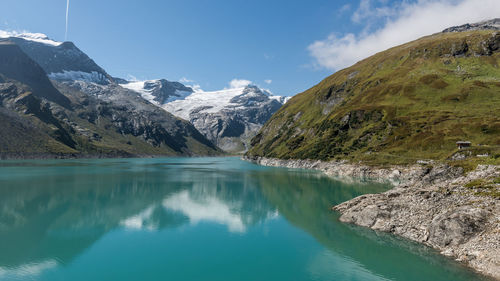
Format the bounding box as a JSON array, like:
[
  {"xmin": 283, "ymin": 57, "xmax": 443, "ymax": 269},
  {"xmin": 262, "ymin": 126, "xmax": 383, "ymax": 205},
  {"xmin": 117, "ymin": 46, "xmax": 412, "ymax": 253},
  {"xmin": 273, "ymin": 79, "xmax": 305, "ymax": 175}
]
[
  {"xmin": 244, "ymin": 156, "xmax": 500, "ymax": 280},
  {"xmin": 0, "ymin": 152, "xmax": 227, "ymax": 161}
]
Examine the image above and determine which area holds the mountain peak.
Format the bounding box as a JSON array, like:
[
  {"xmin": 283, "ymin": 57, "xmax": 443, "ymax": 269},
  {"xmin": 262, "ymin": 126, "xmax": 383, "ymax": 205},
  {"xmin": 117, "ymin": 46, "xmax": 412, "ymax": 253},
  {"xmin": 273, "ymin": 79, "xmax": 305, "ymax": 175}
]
[
  {"xmin": 4, "ymin": 32, "xmax": 112, "ymax": 84},
  {"xmin": 0, "ymin": 30, "xmax": 62, "ymax": 46}
]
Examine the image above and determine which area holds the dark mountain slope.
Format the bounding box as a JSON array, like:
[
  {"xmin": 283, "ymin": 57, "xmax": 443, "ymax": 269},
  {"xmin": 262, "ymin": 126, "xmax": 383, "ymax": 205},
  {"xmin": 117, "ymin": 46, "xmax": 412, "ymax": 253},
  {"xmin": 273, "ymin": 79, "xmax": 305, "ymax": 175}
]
[{"xmin": 0, "ymin": 40, "xmax": 71, "ymax": 108}]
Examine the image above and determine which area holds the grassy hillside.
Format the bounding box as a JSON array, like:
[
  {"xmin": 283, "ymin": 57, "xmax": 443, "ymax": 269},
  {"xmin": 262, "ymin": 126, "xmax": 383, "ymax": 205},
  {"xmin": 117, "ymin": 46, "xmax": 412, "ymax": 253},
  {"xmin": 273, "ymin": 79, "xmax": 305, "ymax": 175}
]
[{"xmin": 248, "ymin": 30, "xmax": 500, "ymax": 166}]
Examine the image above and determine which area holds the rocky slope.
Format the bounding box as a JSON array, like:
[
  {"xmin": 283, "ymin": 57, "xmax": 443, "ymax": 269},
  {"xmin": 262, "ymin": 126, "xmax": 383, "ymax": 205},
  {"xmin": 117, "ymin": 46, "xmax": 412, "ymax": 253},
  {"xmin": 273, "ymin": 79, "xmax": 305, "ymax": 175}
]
[
  {"xmin": 443, "ymin": 18, "xmax": 500, "ymax": 33},
  {"xmin": 123, "ymin": 80, "xmax": 289, "ymax": 153},
  {"xmin": 247, "ymin": 20, "xmax": 500, "ymax": 165},
  {"xmin": 0, "ymin": 36, "xmax": 220, "ymax": 158},
  {"xmin": 246, "ymin": 156, "xmax": 500, "ymax": 279},
  {"xmin": 334, "ymin": 164, "xmax": 500, "ymax": 279}
]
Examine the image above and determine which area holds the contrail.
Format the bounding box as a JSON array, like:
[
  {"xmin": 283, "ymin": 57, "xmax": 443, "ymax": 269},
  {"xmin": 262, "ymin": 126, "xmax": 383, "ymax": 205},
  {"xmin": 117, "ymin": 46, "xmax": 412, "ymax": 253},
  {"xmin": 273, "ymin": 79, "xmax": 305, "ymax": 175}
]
[{"xmin": 65, "ymin": 0, "xmax": 70, "ymax": 41}]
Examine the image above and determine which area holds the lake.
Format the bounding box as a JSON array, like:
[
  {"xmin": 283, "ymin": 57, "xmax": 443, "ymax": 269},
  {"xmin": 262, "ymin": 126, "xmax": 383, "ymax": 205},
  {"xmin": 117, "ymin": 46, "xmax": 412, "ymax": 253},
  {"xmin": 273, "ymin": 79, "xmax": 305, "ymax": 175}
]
[{"xmin": 0, "ymin": 157, "xmax": 489, "ymax": 281}]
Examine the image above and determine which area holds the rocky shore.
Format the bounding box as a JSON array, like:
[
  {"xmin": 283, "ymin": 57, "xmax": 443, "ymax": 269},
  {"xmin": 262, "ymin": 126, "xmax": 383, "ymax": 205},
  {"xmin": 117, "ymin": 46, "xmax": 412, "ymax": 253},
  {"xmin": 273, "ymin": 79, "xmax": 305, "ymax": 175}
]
[{"xmin": 244, "ymin": 156, "xmax": 500, "ymax": 280}]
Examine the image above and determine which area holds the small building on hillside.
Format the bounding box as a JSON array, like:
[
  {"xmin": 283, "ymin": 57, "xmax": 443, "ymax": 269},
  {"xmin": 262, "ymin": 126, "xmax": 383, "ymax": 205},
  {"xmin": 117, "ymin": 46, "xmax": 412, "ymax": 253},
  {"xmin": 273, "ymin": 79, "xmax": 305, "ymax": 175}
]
[{"xmin": 456, "ymin": 141, "xmax": 471, "ymax": 150}]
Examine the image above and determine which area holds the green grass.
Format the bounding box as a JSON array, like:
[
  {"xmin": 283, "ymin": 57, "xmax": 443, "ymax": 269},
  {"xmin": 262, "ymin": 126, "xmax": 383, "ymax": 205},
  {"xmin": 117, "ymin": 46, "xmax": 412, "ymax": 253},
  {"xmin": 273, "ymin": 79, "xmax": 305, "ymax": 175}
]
[
  {"xmin": 463, "ymin": 177, "xmax": 500, "ymax": 199},
  {"xmin": 248, "ymin": 30, "xmax": 500, "ymax": 167}
]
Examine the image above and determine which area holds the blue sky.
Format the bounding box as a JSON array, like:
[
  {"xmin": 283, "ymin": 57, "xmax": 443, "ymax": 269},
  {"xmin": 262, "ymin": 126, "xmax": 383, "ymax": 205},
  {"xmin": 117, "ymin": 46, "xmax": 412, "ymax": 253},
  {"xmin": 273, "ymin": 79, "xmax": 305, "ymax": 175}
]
[{"xmin": 1, "ymin": 0, "xmax": 499, "ymax": 96}]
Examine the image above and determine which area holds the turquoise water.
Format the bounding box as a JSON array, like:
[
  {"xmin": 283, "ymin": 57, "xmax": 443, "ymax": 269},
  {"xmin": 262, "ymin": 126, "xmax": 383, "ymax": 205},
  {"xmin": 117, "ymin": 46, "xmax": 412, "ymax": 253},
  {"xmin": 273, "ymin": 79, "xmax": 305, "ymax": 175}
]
[{"xmin": 0, "ymin": 157, "xmax": 489, "ymax": 281}]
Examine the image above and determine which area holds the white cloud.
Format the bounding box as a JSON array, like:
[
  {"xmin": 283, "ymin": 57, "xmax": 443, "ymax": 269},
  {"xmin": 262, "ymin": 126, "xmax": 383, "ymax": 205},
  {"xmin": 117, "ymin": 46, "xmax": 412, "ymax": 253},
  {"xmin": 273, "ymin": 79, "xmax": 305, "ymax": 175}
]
[
  {"xmin": 179, "ymin": 77, "xmax": 194, "ymax": 83},
  {"xmin": 339, "ymin": 4, "xmax": 351, "ymax": 14},
  {"xmin": 309, "ymin": 0, "xmax": 500, "ymax": 71},
  {"xmin": 264, "ymin": 79, "xmax": 272, "ymax": 84},
  {"xmin": 352, "ymin": 0, "xmax": 397, "ymax": 23},
  {"xmin": 190, "ymin": 84, "xmax": 203, "ymax": 92},
  {"xmin": 228, "ymin": 79, "xmax": 252, "ymax": 89},
  {"xmin": 126, "ymin": 74, "xmax": 138, "ymax": 82}
]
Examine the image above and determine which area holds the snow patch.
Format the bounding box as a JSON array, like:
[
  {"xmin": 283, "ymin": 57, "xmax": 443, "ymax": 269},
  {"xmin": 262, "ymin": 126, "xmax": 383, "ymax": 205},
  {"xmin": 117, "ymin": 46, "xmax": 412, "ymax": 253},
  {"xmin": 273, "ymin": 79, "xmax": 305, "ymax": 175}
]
[
  {"xmin": 121, "ymin": 80, "xmax": 192, "ymax": 105},
  {"xmin": 163, "ymin": 86, "xmax": 288, "ymax": 120},
  {"xmin": 121, "ymin": 81, "xmax": 156, "ymax": 103},
  {"xmin": 163, "ymin": 87, "xmax": 248, "ymax": 120},
  {"xmin": 0, "ymin": 30, "xmax": 62, "ymax": 46}
]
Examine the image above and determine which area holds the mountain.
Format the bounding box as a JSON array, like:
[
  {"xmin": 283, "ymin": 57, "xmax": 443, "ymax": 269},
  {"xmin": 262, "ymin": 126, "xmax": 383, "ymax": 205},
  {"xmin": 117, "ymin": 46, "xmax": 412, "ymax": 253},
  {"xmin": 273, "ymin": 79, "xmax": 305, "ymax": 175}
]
[
  {"xmin": 0, "ymin": 34, "xmax": 220, "ymax": 158},
  {"xmin": 5, "ymin": 32, "xmax": 112, "ymax": 84},
  {"xmin": 0, "ymin": 31, "xmax": 287, "ymax": 154},
  {"xmin": 247, "ymin": 20, "xmax": 500, "ymax": 165},
  {"xmin": 122, "ymin": 80, "xmax": 289, "ymax": 152}
]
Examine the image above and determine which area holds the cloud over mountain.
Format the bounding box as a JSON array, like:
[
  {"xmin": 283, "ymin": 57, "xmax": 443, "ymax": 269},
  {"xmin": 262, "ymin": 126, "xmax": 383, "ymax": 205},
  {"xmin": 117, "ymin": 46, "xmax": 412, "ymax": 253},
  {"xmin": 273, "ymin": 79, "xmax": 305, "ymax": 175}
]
[{"xmin": 309, "ymin": 0, "xmax": 500, "ymax": 71}]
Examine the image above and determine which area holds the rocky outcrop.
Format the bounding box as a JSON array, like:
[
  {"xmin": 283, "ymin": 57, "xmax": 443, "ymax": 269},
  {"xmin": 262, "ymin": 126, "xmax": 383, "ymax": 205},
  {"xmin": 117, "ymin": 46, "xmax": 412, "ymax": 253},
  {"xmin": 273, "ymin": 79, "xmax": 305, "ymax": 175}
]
[
  {"xmin": 443, "ymin": 18, "xmax": 500, "ymax": 33},
  {"xmin": 245, "ymin": 156, "xmax": 500, "ymax": 280},
  {"xmin": 334, "ymin": 164, "xmax": 499, "ymax": 279}
]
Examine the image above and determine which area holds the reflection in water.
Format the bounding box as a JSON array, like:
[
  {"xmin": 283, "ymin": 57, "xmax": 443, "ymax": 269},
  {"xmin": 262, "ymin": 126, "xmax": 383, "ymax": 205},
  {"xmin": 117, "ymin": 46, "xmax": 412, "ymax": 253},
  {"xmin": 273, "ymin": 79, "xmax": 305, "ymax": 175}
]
[
  {"xmin": 120, "ymin": 206, "xmax": 158, "ymax": 231},
  {"xmin": 0, "ymin": 157, "xmax": 489, "ymax": 281},
  {"xmin": 0, "ymin": 260, "xmax": 57, "ymax": 280},
  {"xmin": 163, "ymin": 190, "xmax": 248, "ymax": 233}
]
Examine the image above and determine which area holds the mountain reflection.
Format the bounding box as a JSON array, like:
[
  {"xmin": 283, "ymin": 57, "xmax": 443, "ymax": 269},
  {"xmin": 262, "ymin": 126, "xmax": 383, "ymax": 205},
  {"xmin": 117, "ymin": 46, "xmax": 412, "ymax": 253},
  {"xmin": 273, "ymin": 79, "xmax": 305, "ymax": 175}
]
[
  {"xmin": 0, "ymin": 158, "xmax": 277, "ymax": 273},
  {"xmin": 0, "ymin": 158, "xmax": 484, "ymax": 281}
]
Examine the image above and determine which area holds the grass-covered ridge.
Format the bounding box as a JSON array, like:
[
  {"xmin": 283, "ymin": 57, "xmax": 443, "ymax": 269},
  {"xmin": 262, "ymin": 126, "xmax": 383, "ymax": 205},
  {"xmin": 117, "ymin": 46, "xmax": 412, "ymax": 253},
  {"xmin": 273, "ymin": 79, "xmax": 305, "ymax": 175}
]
[{"xmin": 248, "ymin": 30, "xmax": 500, "ymax": 166}]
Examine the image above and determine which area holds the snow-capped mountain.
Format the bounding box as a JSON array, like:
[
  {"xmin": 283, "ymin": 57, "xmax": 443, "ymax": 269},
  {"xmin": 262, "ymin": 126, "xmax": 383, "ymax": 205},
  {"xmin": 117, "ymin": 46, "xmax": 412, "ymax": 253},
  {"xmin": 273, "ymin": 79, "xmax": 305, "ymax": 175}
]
[
  {"xmin": 0, "ymin": 32, "xmax": 220, "ymax": 157},
  {"xmin": 122, "ymin": 80, "xmax": 290, "ymax": 152},
  {"xmin": 0, "ymin": 31, "xmax": 111, "ymax": 84},
  {"xmin": 0, "ymin": 31, "xmax": 288, "ymax": 153}
]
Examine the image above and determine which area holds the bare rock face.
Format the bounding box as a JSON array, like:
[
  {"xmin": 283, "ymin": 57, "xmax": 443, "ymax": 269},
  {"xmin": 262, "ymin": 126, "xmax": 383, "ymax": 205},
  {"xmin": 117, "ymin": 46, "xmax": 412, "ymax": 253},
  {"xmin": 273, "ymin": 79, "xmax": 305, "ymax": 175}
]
[
  {"xmin": 334, "ymin": 164, "xmax": 500, "ymax": 280},
  {"xmin": 188, "ymin": 88, "xmax": 284, "ymax": 152},
  {"xmin": 428, "ymin": 207, "xmax": 487, "ymax": 248},
  {"xmin": 443, "ymin": 18, "xmax": 500, "ymax": 33}
]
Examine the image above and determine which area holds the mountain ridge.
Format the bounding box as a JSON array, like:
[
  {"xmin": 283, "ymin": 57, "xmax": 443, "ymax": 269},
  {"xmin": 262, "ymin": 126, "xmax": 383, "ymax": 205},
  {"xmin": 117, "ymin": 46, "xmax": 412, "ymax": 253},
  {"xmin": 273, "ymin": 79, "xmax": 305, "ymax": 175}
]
[
  {"xmin": 0, "ymin": 37, "xmax": 221, "ymax": 158},
  {"xmin": 123, "ymin": 79, "xmax": 289, "ymax": 153}
]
